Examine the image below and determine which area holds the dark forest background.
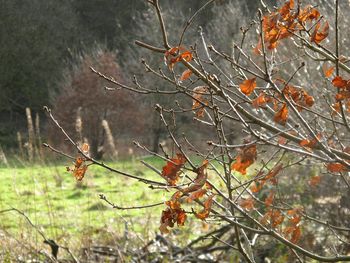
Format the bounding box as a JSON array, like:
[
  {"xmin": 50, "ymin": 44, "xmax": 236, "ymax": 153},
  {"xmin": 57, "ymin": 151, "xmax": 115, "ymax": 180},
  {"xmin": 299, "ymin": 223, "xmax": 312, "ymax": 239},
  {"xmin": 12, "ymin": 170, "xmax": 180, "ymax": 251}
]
[{"xmin": 0, "ymin": 0, "xmax": 274, "ymax": 156}]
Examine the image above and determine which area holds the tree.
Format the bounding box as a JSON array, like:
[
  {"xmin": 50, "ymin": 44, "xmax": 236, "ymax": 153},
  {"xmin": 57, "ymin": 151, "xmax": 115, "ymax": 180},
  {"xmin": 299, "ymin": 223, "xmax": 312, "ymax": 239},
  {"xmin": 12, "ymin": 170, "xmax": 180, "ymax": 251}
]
[
  {"xmin": 121, "ymin": 0, "xmax": 241, "ymax": 153},
  {"xmin": 46, "ymin": 0, "xmax": 350, "ymax": 261},
  {"xmin": 49, "ymin": 48, "xmax": 146, "ymax": 159},
  {"xmin": 0, "ymin": 0, "xmax": 215, "ymax": 149},
  {"xmin": 0, "ymin": 0, "xmax": 82, "ymax": 148},
  {"xmin": 72, "ymin": 0, "xmax": 147, "ymax": 52}
]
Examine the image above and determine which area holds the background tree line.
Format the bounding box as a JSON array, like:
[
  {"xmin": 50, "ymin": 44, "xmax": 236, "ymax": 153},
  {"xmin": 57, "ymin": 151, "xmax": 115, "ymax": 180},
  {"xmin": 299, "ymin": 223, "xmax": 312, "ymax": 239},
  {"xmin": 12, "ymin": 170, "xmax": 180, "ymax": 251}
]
[{"xmin": 0, "ymin": 0, "xmax": 273, "ymax": 154}]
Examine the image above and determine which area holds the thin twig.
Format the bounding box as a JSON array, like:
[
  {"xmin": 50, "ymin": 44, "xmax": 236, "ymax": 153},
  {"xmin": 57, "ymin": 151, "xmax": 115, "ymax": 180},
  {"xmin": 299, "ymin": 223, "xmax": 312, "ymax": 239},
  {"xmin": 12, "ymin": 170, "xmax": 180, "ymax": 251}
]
[{"xmin": 99, "ymin": 194, "xmax": 164, "ymax": 210}]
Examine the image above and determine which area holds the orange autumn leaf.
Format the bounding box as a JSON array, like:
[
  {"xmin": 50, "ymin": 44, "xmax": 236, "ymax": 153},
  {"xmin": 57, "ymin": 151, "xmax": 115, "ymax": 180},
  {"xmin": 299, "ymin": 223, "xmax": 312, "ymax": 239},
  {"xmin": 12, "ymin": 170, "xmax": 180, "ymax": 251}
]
[
  {"xmin": 322, "ymin": 63, "xmax": 335, "ymax": 78},
  {"xmin": 284, "ymin": 226, "xmax": 295, "ymax": 235},
  {"xmin": 289, "ymin": 214, "xmax": 302, "ymax": 225},
  {"xmin": 298, "ymin": 5, "xmax": 320, "ymax": 22},
  {"xmin": 171, "ymin": 190, "xmax": 183, "ymax": 201},
  {"xmin": 159, "ymin": 196, "xmax": 188, "ymax": 234},
  {"xmin": 330, "ymin": 147, "xmax": 350, "ymax": 170},
  {"xmin": 285, "ymin": 226, "xmax": 301, "ymax": 243},
  {"xmin": 192, "ymin": 86, "xmax": 209, "ymax": 118},
  {"xmin": 262, "ymin": 12, "xmax": 276, "ymax": 34},
  {"xmin": 73, "ymin": 165, "xmax": 88, "ymax": 181},
  {"xmin": 165, "ymin": 47, "xmax": 179, "ymax": 57},
  {"xmin": 308, "ymin": 8, "xmax": 321, "ymax": 20},
  {"xmin": 231, "ymin": 144, "xmax": 257, "ymax": 175},
  {"xmin": 290, "ymin": 226, "xmax": 302, "ymax": 243},
  {"xmin": 159, "ymin": 206, "xmax": 187, "ymax": 233},
  {"xmin": 165, "ymin": 198, "xmax": 181, "ymax": 210},
  {"xmin": 335, "ymin": 91, "xmax": 350, "ymax": 101},
  {"xmin": 181, "ymin": 159, "xmax": 209, "ymax": 194},
  {"xmin": 180, "ymin": 51, "xmax": 193, "ymax": 62},
  {"xmin": 271, "ymin": 210, "xmax": 285, "ymax": 228},
  {"xmin": 284, "ymin": 225, "xmax": 302, "ymax": 243},
  {"xmin": 81, "ymin": 143, "xmax": 90, "ymax": 155},
  {"xmin": 283, "ymin": 85, "xmax": 299, "ymax": 101},
  {"xmin": 283, "ymin": 86, "xmax": 314, "ymax": 110},
  {"xmin": 164, "ymin": 46, "xmax": 193, "ymax": 69},
  {"xmin": 164, "ymin": 47, "xmax": 180, "ymax": 69},
  {"xmin": 272, "ymin": 98, "xmax": 279, "ymax": 111},
  {"xmin": 304, "ymin": 93, "xmax": 315, "ymax": 107},
  {"xmin": 288, "ymin": 0, "xmax": 295, "ymax": 9},
  {"xmin": 265, "ymin": 191, "xmax": 275, "ymax": 207},
  {"xmin": 75, "ymin": 157, "xmax": 84, "ymax": 168},
  {"xmin": 239, "ymin": 197, "xmax": 255, "ymax": 211},
  {"xmin": 250, "ymin": 181, "xmax": 263, "ymax": 193},
  {"xmin": 250, "ymin": 171, "xmax": 267, "ymax": 193},
  {"xmin": 195, "ymin": 195, "xmax": 215, "ymax": 220},
  {"xmin": 179, "ymin": 69, "xmax": 192, "ymax": 81},
  {"xmin": 261, "ymin": 3, "xmax": 298, "ymax": 50},
  {"xmin": 257, "ymin": 3, "xmax": 322, "ymax": 52},
  {"xmin": 311, "ymin": 21, "xmax": 329, "ymax": 44},
  {"xmin": 186, "ymin": 189, "xmax": 207, "ymax": 203},
  {"xmin": 299, "ymin": 134, "xmax": 322, "ymax": 149},
  {"xmin": 283, "ymin": 85, "xmax": 315, "ymax": 111},
  {"xmin": 309, "ymin": 175, "xmax": 321, "ymax": 187},
  {"xmin": 67, "ymin": 156, "xmax": 88, "ymax": 181},
  {"xmin": 332, "ymin": 76, "xmax": 349, "ymax": 89},
  {"xmin": 279, "ymin": 25, "xmax": 294, "ymax": 39},
  {"xmin": 161, "ymin": 153, "xmax": 186, "ymax": 185},
  {"xmin": 252, "ymin": 92, "xmax": 269, "ymax": 108},
  {"xmin": 231, "ymin": 156, "xmax": 253, "ymax": 175},
  {"xmin": 239, "ymin": 78, "xmax": 257, "ymax": 96},
  {"xmin": 261, "ymin": 209, "xmax": 284, "ymax": 228},
  {"xmin": 266, "ymin": 28, "xmax": 280, "ymax": 49},
  {"xmin": 299, "ymin": 139, "xmax": 314, "ymax": 148},
  {"xmin": 159, "ymin": 210, "xmax": 172, "ymax": 234},
  {"xmin": 284, "ymin": 206, "xmax": 302, "ymax": 243},
  {"xmin": 176, "ymin": 209, "xmax": 187, "ymax": 226},
  {"xmin": 327, "ymin": 162, "xmax": 348, "ymax": 173},
  {"xmin": 278, "ymin": 0, "xmax": 295, "ymax": 18},
  {"xmin": 274, "ymin": 103, "xmax": 288, "ymax": 125},
  {"xmin": 249, "ymin": 165, "xmax": 279, "ymax": 189}
]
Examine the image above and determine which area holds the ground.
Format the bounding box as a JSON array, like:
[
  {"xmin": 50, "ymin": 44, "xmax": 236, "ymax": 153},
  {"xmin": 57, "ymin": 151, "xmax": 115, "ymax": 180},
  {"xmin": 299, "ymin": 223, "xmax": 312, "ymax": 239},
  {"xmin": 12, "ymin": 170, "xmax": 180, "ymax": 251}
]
[{"xmin": 0, "ymin": 157, "xmax": 195, "ymax": 260}]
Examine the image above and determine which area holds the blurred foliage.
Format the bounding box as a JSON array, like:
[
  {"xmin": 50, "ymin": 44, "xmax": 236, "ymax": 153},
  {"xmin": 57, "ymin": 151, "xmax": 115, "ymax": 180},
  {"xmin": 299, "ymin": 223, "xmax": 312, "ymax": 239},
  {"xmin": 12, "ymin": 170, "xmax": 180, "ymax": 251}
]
[
  {"xmin": 49, "ymin": 49, "xmax": 147, "ymax": 159},
  {"xmin": 0, "ymin": 0, "xmax": 80, "ymax": 147},
  {"xmin": 0, "ymin": 0, "xmax": 275, "ymax": 148}
]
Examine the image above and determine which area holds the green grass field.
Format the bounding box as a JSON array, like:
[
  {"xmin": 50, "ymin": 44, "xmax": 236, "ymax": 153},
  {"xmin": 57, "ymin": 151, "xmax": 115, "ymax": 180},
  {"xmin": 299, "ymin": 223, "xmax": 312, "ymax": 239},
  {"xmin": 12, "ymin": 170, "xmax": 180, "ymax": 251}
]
[
  {"xmin": 1, "ymin": 155, "xmax": 312, "ymax": 262},
  {"xmin": 0, "ymin": 157, "xmax": 198, "ymax": 258},
  {"xmin": 0, "ymin": 155, "xmax": 229, "ymax": 263}
]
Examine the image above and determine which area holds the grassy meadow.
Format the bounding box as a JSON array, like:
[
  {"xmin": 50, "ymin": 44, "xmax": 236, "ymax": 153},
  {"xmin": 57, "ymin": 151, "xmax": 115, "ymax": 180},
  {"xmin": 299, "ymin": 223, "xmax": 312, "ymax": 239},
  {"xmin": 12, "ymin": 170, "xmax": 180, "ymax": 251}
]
[{"xmin": 0, "ymin": 157, "xmax": 207, "ymax": 261}]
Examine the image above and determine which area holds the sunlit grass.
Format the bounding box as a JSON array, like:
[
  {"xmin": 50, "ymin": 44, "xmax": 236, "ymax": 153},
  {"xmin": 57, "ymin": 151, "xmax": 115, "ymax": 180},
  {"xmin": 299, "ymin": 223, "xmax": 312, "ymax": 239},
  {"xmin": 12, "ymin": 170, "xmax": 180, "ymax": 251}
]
[
  {"xmin": 0, "ymin": 156, "xmax": 226, "ymax": 260},
  {"xmin": 0, "ymin": 158, "xmax": 170, "ymax": 252}
]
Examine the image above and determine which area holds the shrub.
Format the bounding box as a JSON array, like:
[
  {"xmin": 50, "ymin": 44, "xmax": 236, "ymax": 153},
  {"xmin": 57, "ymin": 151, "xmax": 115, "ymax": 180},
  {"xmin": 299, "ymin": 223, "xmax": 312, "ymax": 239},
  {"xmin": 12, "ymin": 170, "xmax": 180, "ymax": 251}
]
[
  {"xmin": 49, "ymin": 49, "xmax": 146, "ymax": 159},
  {"xmin": 47, "ymin": 0, "xmax": 350, "ymax": 261}
]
